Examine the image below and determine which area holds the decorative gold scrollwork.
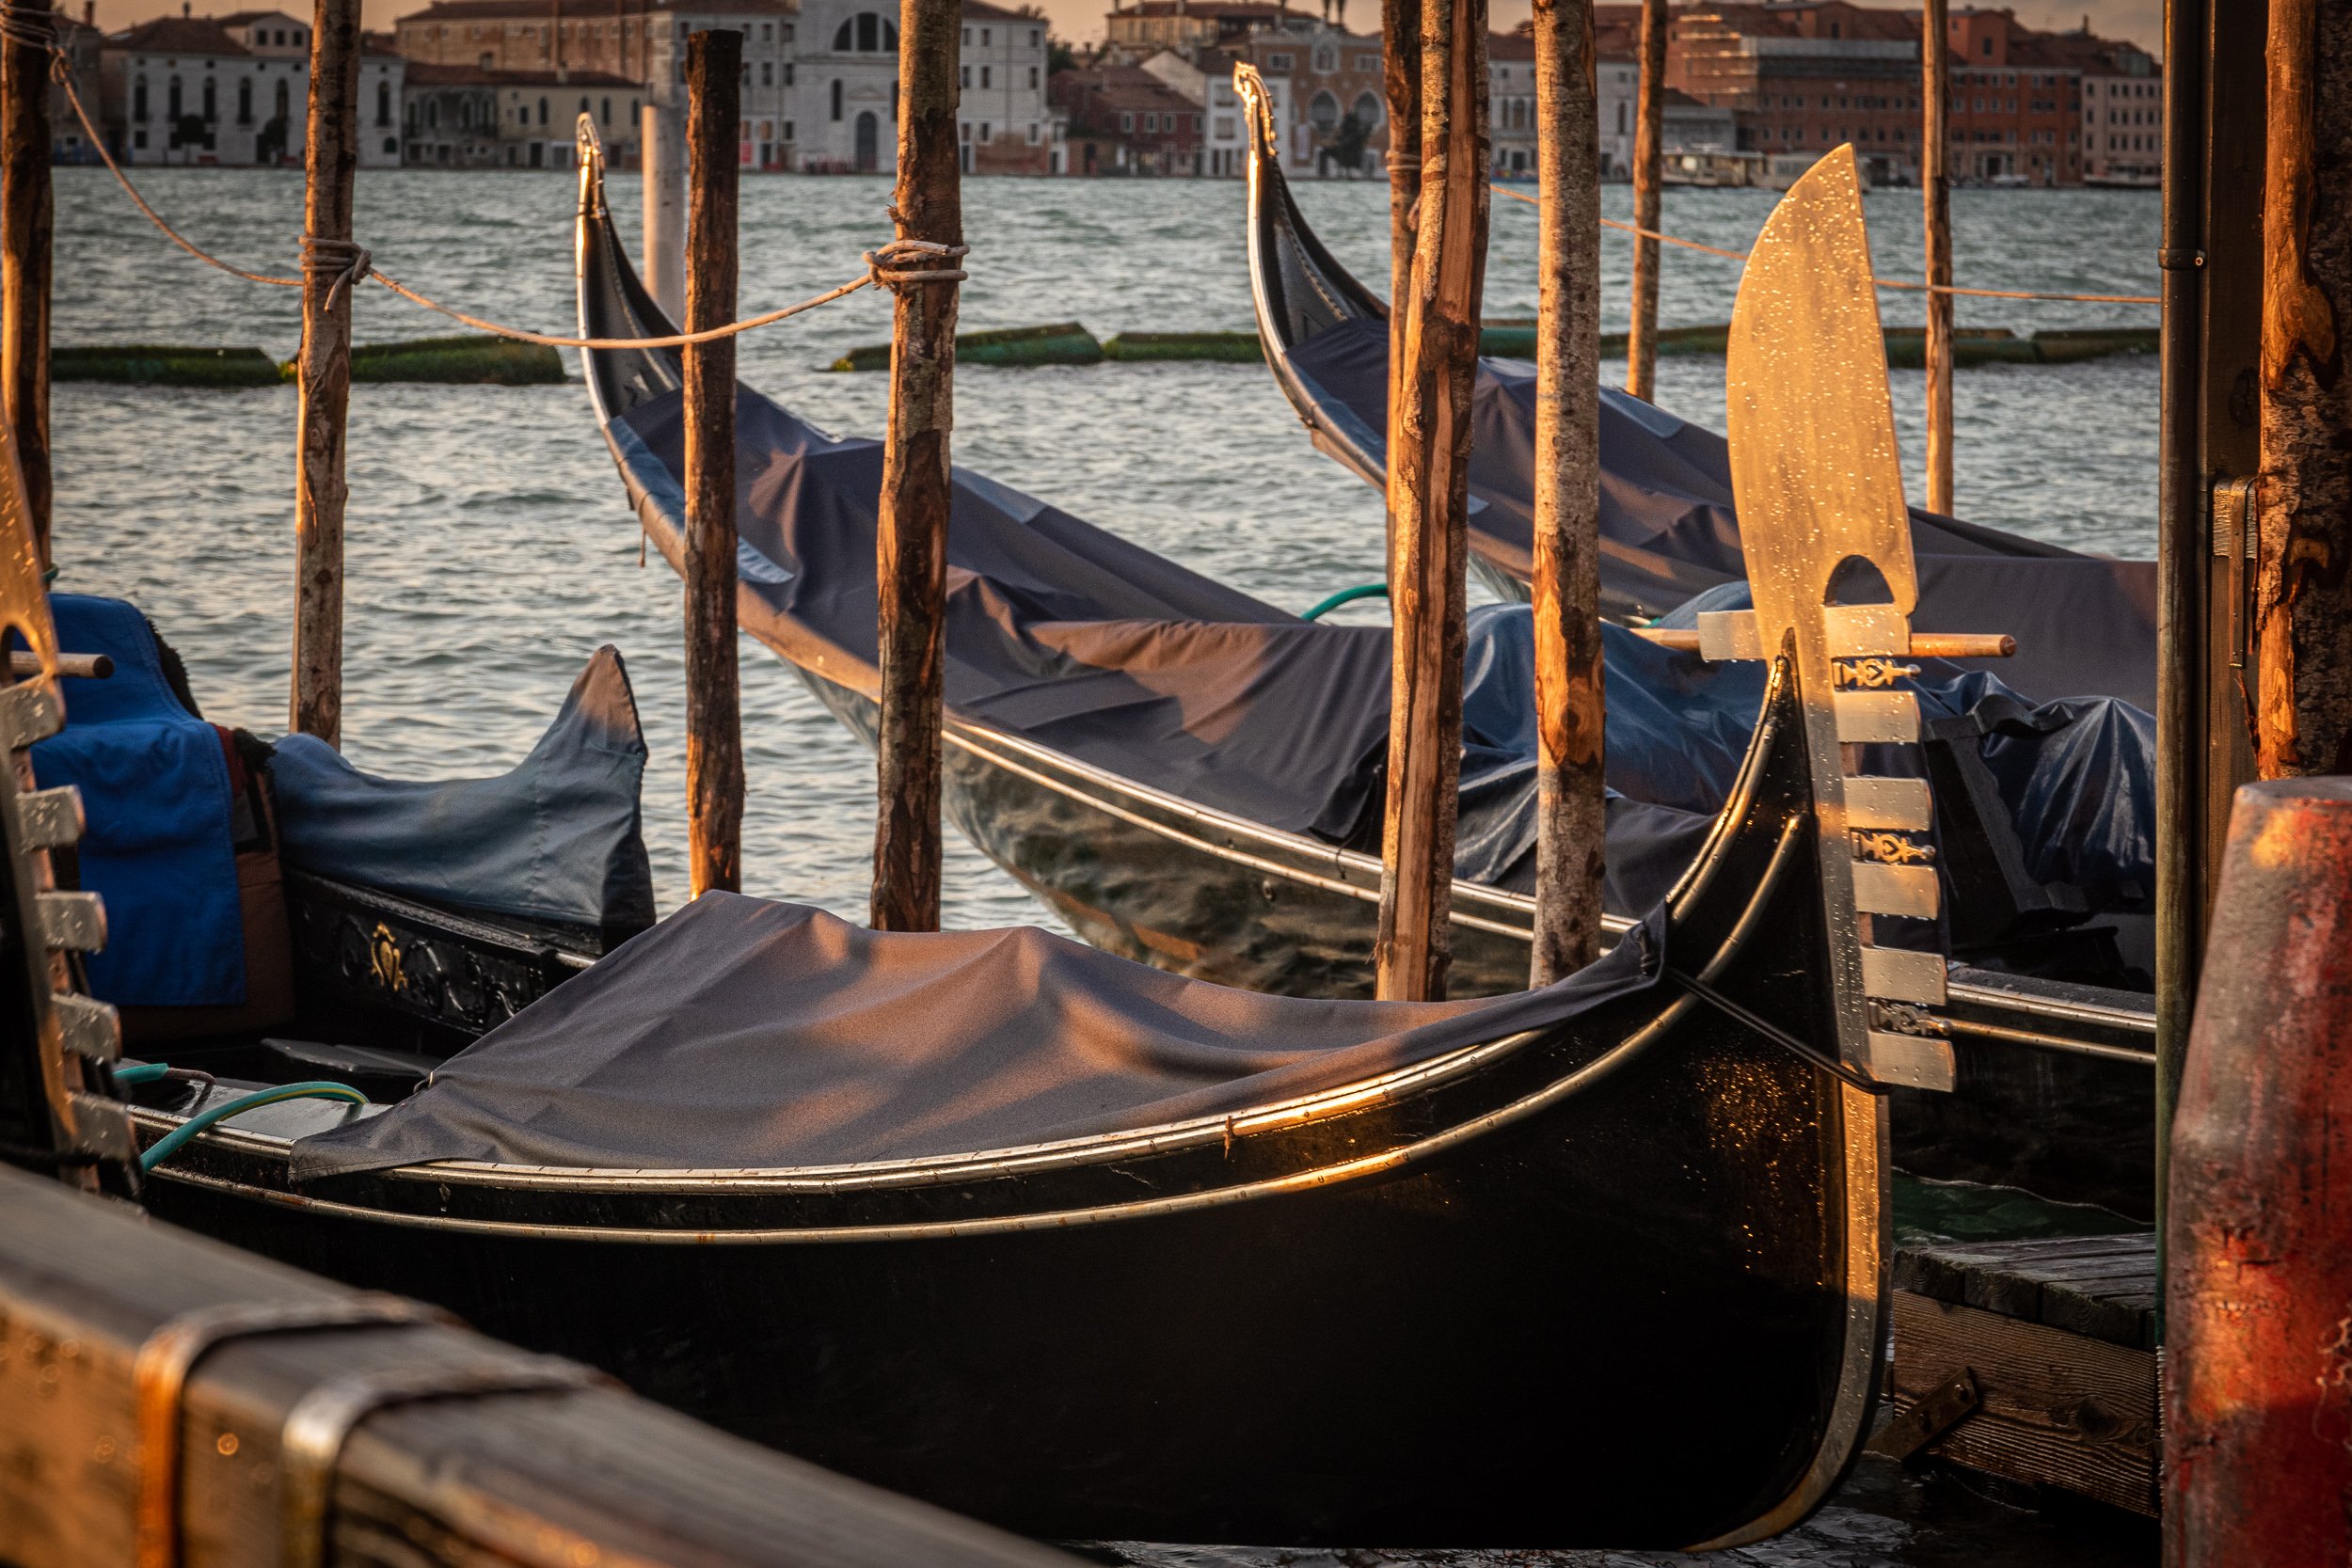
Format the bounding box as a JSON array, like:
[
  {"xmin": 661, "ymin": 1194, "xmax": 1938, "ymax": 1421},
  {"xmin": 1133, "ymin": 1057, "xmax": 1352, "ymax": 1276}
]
[
  {"xmin": 369, "ymin": 923, "xmax": 406, "ymax": 994},
  {"xmin": 1851, "ymin": 832, "xmax": 1935, "ymax": 865},
  {"xmin": 1833, "ymin": 657, "xmax": 1922, "ymax": 689}
]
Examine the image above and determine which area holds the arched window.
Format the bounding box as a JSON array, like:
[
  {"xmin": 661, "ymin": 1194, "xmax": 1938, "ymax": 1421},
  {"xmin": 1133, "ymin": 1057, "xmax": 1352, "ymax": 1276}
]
[
  {"xmin": 426, "ymin": 99, "xmax": 437, "ymax": 127},
  {"xmin": 132, "ymin": 76, "xmax": 146, "ymax": 121},
  {"xmin": 537, "ymin": 95, "xmax": 549, "ymax": 125},
  {"xmin": 200, "ymin": 76, "xmax": 215, "ymax": 123},
  {"xmin": 274, "ymin": 78, "xmax": 289, "ymax": 122},
  {"xmin": 579, "ymin": 96, "xmax": 590, "ymax": 120},
  {"xmin": 1308, "ymin": 90, "xmax": 1339, "ymax": 132},
  {"xmin": 830, "ymin": 77, "xmax": 843, "ymax": 120},
  {"xmin": 236, "ymin": 77, "xmax": 252, "ymax": 124},
  {"xmin": 376, "ymin": 79, "xmax": 390, "ymax": 126},
  {"xmin": 601, "ymin": 96, "xmax": 612, "ymax": 123},
  {"xmin": 1351, "ymin": 89, "xmax": 1380, "ymax": 129},
  {"xmin": 167, "ymin": 76, "xmax": 182, "ymax": 122},
  {"xmin": 832, "ymin": 11, "xmax": 896, "ymax": 51}
]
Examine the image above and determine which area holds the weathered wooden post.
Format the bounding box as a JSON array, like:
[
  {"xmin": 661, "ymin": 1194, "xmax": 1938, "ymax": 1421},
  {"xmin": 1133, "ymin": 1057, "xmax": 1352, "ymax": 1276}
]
[
  {"xmin": 868, "ymin": 0, "xmax": 963, "ymax": 932},
  {"xmin": 1919, "ymin": 0, "xmax": 1953, "ymax": 516},
  {"xmin": 682, "ymin": 29, "xmax": 743, "ymax": 898},
  {"xmin": 2252, "ymin": 0, "xmax": 2352, "ymax": 783},
  {"xmin": 1383, "ymin": 0, "xmax": 1420, "ymax": 563},
  {"xmin": 1375, "ymin": 0, "xmax": 1486, "ymax": 1002},
  {"xmin": 1528, "ymin": 0, "xmax": 1603, "ymax": 985},
  {"xmin": 2166, "ymin": 779, "xmax": 2352, "ymax": 1567},
  {"xmin": 641, "ymin": 101, "xmax": 688, "ymax": 325},
  {"xmin": 1622, "ymin": 0, "xmax": 1663, "ymax": 403},
  {"xmin": 2, "ymin": 0, "xmax": 54, "ymax": 572},
  {"xmin": 290, "ymin": 0, "xmax": 361, "ymax": 745}
]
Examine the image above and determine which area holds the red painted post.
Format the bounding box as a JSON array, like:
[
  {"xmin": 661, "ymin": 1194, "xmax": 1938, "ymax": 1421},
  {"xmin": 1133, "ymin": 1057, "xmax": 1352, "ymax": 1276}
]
[{"xmin": 2166, "ymin": 776, "xmax": 2352, "ymax": 1567}]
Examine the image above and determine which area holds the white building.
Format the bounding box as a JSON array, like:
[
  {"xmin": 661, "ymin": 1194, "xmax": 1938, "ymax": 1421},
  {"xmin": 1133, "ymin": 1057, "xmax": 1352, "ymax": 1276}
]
[
  {"xmin": 2079, "ymin": 51, "xmax": 2160, "ymax": 186},
  {"xmin": 956, "ymin": 1, "xmax": 1057, "ymax": 172},
  {"xmin": 790, "ymin": 0, "xmax": 1056, "ymax": 173},
  {"xmin": 1597, "ymin": 52, "xmax": 1635, "ymax": 180},
  {"xmin": 1198, "ymin": 62, "xmax": 1282, "ymax": 180},
  {"xmin": 103, "ymin": 8, "xmax": 404, "ymax": 166}
]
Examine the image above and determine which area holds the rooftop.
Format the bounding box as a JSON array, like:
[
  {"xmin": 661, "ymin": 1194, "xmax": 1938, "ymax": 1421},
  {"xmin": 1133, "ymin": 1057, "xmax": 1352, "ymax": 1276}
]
[
  {"xmin": 394, "ymin": 0, "xmax": 796, "ymax": 24},
  {"xmin": 402, "ymin": 59, "xmax": 638, "ymax": 83}
]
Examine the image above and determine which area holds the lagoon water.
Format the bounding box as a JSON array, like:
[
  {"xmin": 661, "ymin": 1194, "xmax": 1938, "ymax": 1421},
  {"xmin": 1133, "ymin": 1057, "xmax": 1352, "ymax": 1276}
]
[{"xmin": 46, "ymin": 167, "xmax": 2160, "ymax": 927}]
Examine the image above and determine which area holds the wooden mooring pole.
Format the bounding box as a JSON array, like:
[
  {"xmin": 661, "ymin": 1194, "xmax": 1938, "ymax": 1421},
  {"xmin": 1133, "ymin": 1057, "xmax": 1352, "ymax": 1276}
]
[
  {"xmin": 290, "ymin": 0, "xmax": 361, "ymax": 745},
  {"xmin": 1375, "ymin": 0, "xmax": 1486, "ymax": 1002},
  {"xmin": 868, "ymin": 0, "xmax": 963, "ymax": 932},
  {"xmin": 1, "ymin": 0, "xmax": 53, "ymax": 573},
  {"xmin": 1528, "ymin": 0, "xmax": 1603, "ymax": 986},
  {"xmin": 1383, "ymin": 0, "xmax": 1419, "ymax": 560},
  {"xmin": 1919, "ymin": 0, "xmax": 1954, "ymax": 516},
  {"xmin": 641, "ymin": 102, "xmax": 687, "ymax": 326},
  {"xmin": 1622, "ymin": 0, "xmax": 1663, "ymax": 403},
  {"xmin": 2252, "ymin": 0, "xmax": 2352, "ymax": 782},
  {"xmin": 682, "ymin": 28, "xmax": 743, "ymax": 899}
]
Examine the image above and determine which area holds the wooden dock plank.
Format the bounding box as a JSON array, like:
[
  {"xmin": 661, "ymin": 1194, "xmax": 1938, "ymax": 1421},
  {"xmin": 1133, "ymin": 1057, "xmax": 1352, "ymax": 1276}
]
[{"xmin": 1889, "ymin": 1290, "xmax": 2159, "ymax": 1517}]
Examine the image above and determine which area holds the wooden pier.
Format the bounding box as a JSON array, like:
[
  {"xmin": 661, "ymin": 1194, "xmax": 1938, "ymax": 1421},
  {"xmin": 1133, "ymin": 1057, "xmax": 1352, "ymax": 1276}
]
[{"xmin": 1882, "ymin": 1233, "xmax": 2159, "ymax": 1518}]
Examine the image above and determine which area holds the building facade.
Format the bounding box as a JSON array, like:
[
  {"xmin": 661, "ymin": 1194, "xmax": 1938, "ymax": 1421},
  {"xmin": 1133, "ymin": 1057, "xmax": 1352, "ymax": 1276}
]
[
  {"xmin": 403, "ymin": 61, "xmax": 640, "ymax": 166},
  {"xmin": 957, "ymin": 1, "xmax": 1057, "ymax": 173},
  {"xmin": 2077, "ymin": 39, "xmax": 2159, "ymax": 184},
  {"xmin": 1050, "ymin": 59, "xmax": 1200, "ymax": 172},
  {"xmin": 102, "ymin": 10, "xmax": 403, "ymax": 166}
]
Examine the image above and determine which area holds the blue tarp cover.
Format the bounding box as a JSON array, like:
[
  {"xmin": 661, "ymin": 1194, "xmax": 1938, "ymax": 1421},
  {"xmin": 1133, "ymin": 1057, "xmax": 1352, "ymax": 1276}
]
[
  {"xmin": 30, "ymin": 595, "xmax": 244, "ymax": 1007},
  {"xmin": 271, "ymin": 646, "xmax": 657, "ymax": 933}
]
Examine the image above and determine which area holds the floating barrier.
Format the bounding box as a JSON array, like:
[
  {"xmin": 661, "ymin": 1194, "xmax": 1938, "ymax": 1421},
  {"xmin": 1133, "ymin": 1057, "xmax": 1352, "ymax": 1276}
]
[
  {"xmin": 333, "ymin": 332, "xmax": 569, "ymax": 385},
  {"xmin": 51, "ymin": 344, "xmax": 280, "ymax": 387},
  {"xmin": 1102, "ymin": 330, "xmax": 1263, "ymax": 362},
  {"xmin": 830, "ymin": 321, "xmax": 1103, "ymax": 372}
]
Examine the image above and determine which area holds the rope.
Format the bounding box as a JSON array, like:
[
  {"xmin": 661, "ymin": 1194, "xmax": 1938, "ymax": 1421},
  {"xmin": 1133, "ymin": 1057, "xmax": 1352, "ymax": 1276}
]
[
  {"xmin": 26, "ymin": 35, "xmax": 954, "ymax": 350},
  {"xmin": 1490, "ymin": 183, "xmax": 2160, "ymax": 306}
]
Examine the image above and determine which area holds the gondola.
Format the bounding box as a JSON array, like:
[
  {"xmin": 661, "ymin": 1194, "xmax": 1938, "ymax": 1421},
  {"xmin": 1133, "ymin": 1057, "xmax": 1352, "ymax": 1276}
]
[
  {"xmin": 26, "ymin": 592, "xmax": 655, "ymax": 1073},
  {"xmin": 3, "ymin": 161, "xmax": 1918, "ymax": 1545},
  {"xmin": 573, "ymin": 128, "xmax": 2155, "ymax": 1213}
]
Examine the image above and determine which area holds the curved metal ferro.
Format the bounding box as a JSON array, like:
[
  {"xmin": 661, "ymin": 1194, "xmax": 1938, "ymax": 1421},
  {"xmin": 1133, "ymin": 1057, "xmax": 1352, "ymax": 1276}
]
[{"xmin": 132, "ymin": 1293, "xmax": 457, "ymax": 1568}]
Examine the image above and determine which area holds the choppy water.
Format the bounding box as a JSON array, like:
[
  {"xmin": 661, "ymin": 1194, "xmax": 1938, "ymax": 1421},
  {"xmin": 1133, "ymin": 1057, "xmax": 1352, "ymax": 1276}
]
[{"xmin": 45, "ymin": 168, "xmax": 2159, "ymax": 925}]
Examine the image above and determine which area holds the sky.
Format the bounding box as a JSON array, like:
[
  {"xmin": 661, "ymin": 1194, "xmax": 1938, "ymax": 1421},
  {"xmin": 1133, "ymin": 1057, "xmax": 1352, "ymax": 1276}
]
[{"xmin": 86, "ymin": 0, "xmax": 2164, "ymax": 55}]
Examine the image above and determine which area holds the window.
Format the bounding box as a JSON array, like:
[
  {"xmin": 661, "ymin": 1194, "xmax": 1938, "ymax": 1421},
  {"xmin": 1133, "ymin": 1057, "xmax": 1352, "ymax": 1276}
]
[
  {"xmin": 1144, "ymin": 112, "xmax": 1156, "ymax": 131},
  {"xmin": 376, "ymin": 79, "xmax": 390, "ymax": 126},
  {"xmin": 831, "ymin": 78, "xmax": 843, "ymax": 119},
  {"xmin": 981, "ymin": 27, "xmax": 990, "ymax": 44},
  {"xmin": 167, "ymin": 76, "xmax": 181, "ymax": 121},
  {"xmin": 961, "ymin": 25, "xmax": 970, "ymax": 42},
  {"xmin": 834, "ymin": 12, "xmax": 895, "ymax": 50},
  {"xmin": 1120, "ymin": 110, "xmax": 1133, "ymax": 131},
  {"xmin": 960, "ymin": 119, "xmax": 970, "ymax": 140},
  {"xmin": 603, "ymin": 96, "xmax": 612, "ymax": 121},
  {"xmin": 1030, "ymin": 28, "xmax": 1040, "ymax": 46},
  {"xmin": 981, "ymin": 65, "xmax": 991, "ymax": 87},
  {"xmin": 980, "ymin": 121, "xmax": 989, "ymax": 139},
  {"xmin": 1192, "ymin": 113, "xmax": 1201, "ymax": 133},
  {"xmin": 1027, "ymin": 121, "xmax": 1039, "ymax": 142},
  {"xmin": 784, "ymin": 119, "xmax": 794, "ymax": 138},
  {"xmin": 134, "ymin": 74, "xmax": 149, "ymax": 121},
  {"xmin": 960, "ymin": 64, "xmax": 969, "ymax": 87},
  {"xmin": 538, "ymin": 95, "xmax": 548, "ymax": 124},
  {"xmin": 201, "ymin": 77, "xmax": 215, "ymax": 123},
  {"xmin": 761, "ymin": 61, "xmax": 772, "ymax": 84},
  {"xmin": 1311, "ymin": 42, "xmax": 1336, "ymax": 71},
  {"xmin": 1028, "ymin": 66, "xmax": 1037, "ymax": 88},
  {"xmin": 1308, "ymin": 90, "xmax": 1337, "ymax": 132},
  {"xmin": 1265, "ymin": 52, "xmax": 1293, "ymax": 72}
]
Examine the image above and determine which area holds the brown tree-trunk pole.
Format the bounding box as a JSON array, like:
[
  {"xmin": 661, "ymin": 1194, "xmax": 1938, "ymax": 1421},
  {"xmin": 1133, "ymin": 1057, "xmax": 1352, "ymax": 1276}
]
[
  {"xmin": 1383, "ymin": 0, "xmax": 1420, "ymax": 562},
  {"xmin": 1623, "ymin": 0, "xmax": 1663, "ymax": 402},
  {"xmin": 682, "ymin": 29, "xmax": 743, "ymax": 898},
  {"xmin": 2, "ymin": 0, "xmax": 54, "ymax": 573},
  {"xmin": 290, "ymin": 0, "xmax": 360, "ymax": 745},
  {"xmin": 1529, "ymin": 0, "xmax": 1603, "ymax": 985},
  {"xmin": 1524, "ymin": 0, "xmax": 1599, "ymax": 987},
  {"xmin": 2254, "ymin": 0, "xmax": 2352, "ymax": 779},
  {"xmin": 1375, "ymin": 0, "xmax": 1486, "ymax": 1002},
  {"xmin": 1920, "ymin": 0, "xmax": 1954, "ymax": 515},
  {"xmin": 869, "ymin": 0, "xmax": 962, "ymax": 932}
]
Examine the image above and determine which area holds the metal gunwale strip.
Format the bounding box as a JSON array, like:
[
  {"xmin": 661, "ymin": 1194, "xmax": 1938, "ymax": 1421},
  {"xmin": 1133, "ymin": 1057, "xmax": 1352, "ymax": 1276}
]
[
  {"xmin": 131, "ymin": 1295, "xmax": 456, "ymax": 1568},
  {"xmin": 1940, "ymin": 977, "xmax": 2156, "ymax": 1040},
  {"xmin": 1941, "ymin": 1015, "xmax": 2155, "ymax": 1065},
  {"xmin": 144, "ymin": 823, "xmax": 1803, "ymax": 1243}
]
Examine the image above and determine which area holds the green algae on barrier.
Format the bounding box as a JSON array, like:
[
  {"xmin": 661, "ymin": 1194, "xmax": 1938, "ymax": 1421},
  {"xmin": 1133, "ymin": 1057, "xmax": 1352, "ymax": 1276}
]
[
  {"xmin": 830, "ymin": 322, "xmax": 1104, "ymax": 372},
  {"xmin": 52, "ymin": 345, "xmax": 281, "ymax": 387},
  {"xmin": 315, "ymin": 334, "xmax": 567, "ymax": 385}
]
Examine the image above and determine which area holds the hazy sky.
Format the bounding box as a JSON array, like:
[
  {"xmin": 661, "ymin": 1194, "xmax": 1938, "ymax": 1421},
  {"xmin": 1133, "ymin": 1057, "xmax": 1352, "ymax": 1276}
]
[{"xmin": 87, "ymin": 0, "xmax": 2164, "ymax": 55}]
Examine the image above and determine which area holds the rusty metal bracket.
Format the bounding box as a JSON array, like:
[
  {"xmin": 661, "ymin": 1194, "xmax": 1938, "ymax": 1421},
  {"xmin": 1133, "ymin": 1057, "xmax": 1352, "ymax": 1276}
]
[
  {"xmin": 2212, "ymin": 476, "xmax": 2260, "ymax": 671},
  {"xmin": 1867, "ymin": 1368, "xmax": 1981, "ymax": 1463},
  {"xmin": 133, "ymin": 1293, "xmax": 457, "ymax": 1568},
  {"xmin": 279, "ymin": 1356, "xmax": 611, "ymax": 1568}
]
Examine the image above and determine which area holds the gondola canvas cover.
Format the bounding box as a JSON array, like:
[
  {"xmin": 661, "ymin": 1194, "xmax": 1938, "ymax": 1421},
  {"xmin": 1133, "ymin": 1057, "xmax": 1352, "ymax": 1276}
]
[{"xmin": 291, "ymin": 891, "xmax": 1665, "ymax": 1178}]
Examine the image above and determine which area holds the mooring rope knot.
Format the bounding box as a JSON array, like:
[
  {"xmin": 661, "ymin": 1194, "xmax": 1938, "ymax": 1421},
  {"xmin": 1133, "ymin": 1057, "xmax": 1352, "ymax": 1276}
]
[
  {"xmin": 863, "ymin": 238, "xmax": 970, "ymax": 292},
  {"xmin": 300, "ymin": 235, "xmax": 374, "ymax": 315}
]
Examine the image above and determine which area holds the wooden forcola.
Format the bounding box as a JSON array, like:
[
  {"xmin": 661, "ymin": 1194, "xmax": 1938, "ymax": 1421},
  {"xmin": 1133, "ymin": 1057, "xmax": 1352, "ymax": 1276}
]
[
  {"xmin": 1376, "ymin": 0, "xmax": 1487, "ymax": 1001},
  {"xmin": 869, "ymin": 0, "xmax": 963, "ymax": 933},
  {"xmin": 683, "ymin": 30, "xmax": 745, "ymax": 897}
]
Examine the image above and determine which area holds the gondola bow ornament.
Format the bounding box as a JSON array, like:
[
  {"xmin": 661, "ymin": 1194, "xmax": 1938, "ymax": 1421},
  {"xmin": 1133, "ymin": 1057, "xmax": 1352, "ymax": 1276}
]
[{"xmin": 1710, "ymin": 146, "xmax": 1956, "ymax": 1094}]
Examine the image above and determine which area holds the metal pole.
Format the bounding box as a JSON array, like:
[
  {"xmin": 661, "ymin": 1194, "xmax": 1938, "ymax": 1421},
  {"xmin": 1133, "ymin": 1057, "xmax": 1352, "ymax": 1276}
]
[
  {"xmin": 1375, "ymin": 0, "xmax": 1486, "ymax": 1002},
  {"xmin": 290, "ymin": 0, "xmax": 361, "ymax": 746},
  {"xmin": 1529, "ymin": 0, "xmax": 1603, "ymax": 985},
  {"xmin": 640, "ymin": 101, "xmax": 687, "ymax": 325},
  {"xmin": 682, "ymin": 29, "xmax": 743, "ymax": 899},
  {"xmin": 2, "ymin": 0, "xmax": 54, "ymax": 573},
  {"xmin": 2153, "ymin": 0, "xmax": 2209, "ymax": 1273},
  {"xmin": 1920, "ymin": 0, "xmax": 1954, "ymax": 516},
  {"xmin": 1622, "ymin": 0, "xmax": 1662, "ymax": 403},
  {"xmin": 868, "ymin": 0, "xmax": 962, "ymax": 932}
]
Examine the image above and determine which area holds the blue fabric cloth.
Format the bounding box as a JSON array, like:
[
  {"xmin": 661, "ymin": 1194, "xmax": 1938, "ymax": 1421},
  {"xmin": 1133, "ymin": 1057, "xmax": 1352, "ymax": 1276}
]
[
  {"xmin": 270, "ymin": 646, "xmax": 656, "ymax": 933},
  {"xmin": 29, "ymin": 595, "xmax": 244, "ymax": 1006}
]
